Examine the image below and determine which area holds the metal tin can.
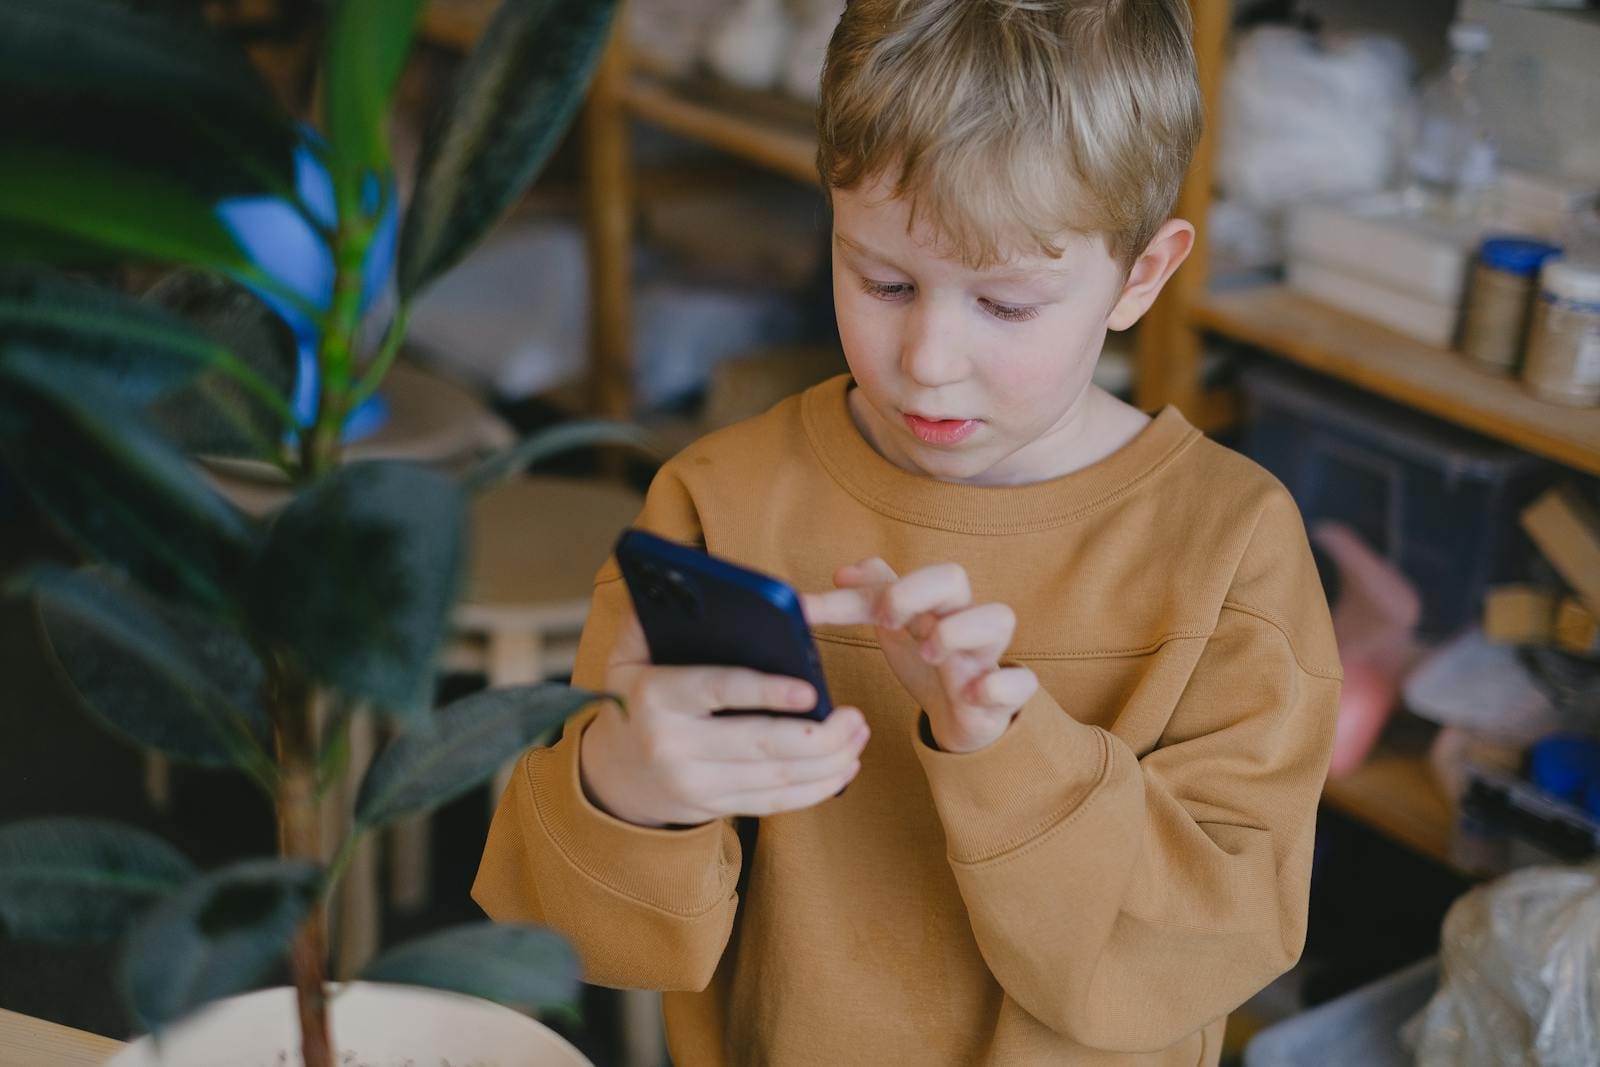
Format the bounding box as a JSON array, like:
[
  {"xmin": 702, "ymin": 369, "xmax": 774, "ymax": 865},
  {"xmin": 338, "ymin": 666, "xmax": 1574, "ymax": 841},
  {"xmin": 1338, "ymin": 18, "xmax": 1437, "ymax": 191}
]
[{"xmin": 1523, "ymin": 257, "xmax": 1600, "ymax": 406}]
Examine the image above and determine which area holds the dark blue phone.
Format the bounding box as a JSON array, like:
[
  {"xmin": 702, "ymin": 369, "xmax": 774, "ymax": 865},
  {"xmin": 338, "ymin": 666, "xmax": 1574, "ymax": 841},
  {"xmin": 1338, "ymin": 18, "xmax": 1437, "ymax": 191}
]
[{"xmin": 614, "ymin": 529, "xmax": 834, "ymax": 721}]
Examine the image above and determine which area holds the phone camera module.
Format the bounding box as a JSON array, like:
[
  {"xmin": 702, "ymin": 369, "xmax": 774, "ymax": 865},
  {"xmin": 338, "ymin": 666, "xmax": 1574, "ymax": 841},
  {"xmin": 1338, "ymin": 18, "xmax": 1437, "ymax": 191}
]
[{"xmin": 664, "ymin": 570, "xmax": 700, "ymax": 616}]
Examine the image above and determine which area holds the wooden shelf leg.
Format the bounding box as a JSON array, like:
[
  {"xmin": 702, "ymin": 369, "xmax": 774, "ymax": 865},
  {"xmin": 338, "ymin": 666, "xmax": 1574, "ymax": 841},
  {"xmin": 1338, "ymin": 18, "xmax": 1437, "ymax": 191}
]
[
  {"xmin": 1134, "ymin": 0, "xmax": 1228, "ymax": 419},
  {"xmin": 620, "ymin": 988, "xmax": 666, "ymax": 1067},
  {"xmin": 143, "ymin": 752, "xmax": 172, "ymax": 815},
  {"xmin": 487, "ymin": 628, "xmax": 546, "ymax": 820},
  {"xmin": 333, "ymin": 711, "xmax": 381, "ymax": 980},
  {"xmin": 583, "ymin": 23, "xmax": 636, "ymax": 421}
]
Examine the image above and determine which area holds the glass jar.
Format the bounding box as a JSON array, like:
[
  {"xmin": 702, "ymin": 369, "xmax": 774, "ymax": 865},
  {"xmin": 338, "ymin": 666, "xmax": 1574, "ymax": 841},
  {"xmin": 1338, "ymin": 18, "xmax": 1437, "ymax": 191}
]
[
  {"xmin": 1523, "ymin": 257, "xmax": 1600, "ymax": 406},
  {"xmin": 1460, "ymin": 237, "xmax": 1561, "ymax": 374}
]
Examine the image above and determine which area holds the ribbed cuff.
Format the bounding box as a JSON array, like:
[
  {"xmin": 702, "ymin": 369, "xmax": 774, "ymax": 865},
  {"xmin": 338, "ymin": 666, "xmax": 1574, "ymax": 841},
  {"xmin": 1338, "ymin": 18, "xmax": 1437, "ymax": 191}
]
[
  {"xmin": 528, "ymin": 718, "xmax": 734, "ymax": 915},
  {"xmin": 913, "ymin": 689, "xmax": 1110, "ymax": 865}
]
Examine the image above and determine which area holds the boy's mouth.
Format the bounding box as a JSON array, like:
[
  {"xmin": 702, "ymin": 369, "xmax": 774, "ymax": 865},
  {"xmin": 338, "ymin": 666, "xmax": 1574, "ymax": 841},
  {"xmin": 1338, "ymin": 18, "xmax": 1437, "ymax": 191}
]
[{"xmin": 903, "ymin": 412, "xmax": 980, "ymax": 445}]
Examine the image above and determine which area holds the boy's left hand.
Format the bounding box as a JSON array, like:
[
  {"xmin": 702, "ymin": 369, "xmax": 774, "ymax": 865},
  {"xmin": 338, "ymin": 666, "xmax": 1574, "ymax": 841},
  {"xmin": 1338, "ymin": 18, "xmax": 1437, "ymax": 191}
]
[{"xmin": 804, "ymin": 559, "xmax": 1038, "ymax": 754}]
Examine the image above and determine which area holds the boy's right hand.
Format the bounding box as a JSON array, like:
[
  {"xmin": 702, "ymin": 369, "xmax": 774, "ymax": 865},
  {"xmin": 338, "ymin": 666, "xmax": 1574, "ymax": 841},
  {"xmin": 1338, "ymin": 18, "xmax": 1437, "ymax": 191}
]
[{"xmin": 578, "ymin": 605, "xmax": 869, "ymax": 828}]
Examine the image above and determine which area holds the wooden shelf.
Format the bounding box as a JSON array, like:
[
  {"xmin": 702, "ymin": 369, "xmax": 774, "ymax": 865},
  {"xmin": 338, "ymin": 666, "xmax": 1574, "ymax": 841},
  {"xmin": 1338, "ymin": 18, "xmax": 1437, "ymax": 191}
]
[
  {"xmin": 1194, "ymin": 285, "xmax": 1600, "ymax": 475},
  {"xmin": 621, "ymin": 71, "xmax": 819, "ymax": 186},
  {"xmin": 420, "ymin": 0, "xmax": 497, "ymax": 51},
  {"xmin": 1323, "ymin": 749, "xmax": 1459, "ymax": 871},
  {"xmin": 421, "ymin": 4, "xmax": 819, "ymax": 185}
]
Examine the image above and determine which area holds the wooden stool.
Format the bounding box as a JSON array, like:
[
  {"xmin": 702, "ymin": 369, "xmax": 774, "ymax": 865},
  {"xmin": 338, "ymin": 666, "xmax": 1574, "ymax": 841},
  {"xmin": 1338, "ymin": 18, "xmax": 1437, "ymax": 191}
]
[
  {"xmin": 395, "ymin": 474, "xmax": 665, "ymax": 1067},
  {"xmin": 388, "ymin": 474, "xmax": 644, "ymax": 916}
]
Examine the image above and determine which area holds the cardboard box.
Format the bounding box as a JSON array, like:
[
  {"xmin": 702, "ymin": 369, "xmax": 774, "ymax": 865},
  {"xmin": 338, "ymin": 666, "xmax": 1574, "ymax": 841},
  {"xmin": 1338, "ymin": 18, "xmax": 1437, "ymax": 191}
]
[
  {"xmin": 1483, "ymin": 585, "xmax": 1559, "ymax": 644},
  {"xmin": 1521, "ymin": 486, "xmax": 1600, "ymax": 617},
  {"xmin": 1285, "ymin": 195, "xmax": 1478, "ymax": 307},
  {"xmin": 1286, "ymin": 258, "xmax": 1461, "ymax": 349}
]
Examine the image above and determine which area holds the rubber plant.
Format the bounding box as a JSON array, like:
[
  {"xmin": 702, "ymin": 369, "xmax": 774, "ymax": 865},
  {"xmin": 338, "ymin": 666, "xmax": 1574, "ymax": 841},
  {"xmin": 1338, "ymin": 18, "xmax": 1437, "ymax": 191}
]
[{"xmin": 0, "ymin": 2, "xmax": 640, "ymax": 1064}]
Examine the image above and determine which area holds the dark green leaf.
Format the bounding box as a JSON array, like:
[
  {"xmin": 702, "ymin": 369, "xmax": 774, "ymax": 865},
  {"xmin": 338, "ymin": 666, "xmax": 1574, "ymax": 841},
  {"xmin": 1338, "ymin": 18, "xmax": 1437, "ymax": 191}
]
[
  {"xmin": 0, "ymin": 1, "xmax": 297, "ymax": 203},
  {"xmin": 356, "ymin": 684, "xmax": 599, "ymax": 827},
  {"xmin": 122, "ymin": 859, "xmax": 319, "ymax": 1031},
  {"xmin": 323, "ymin": 0, "xmax": 426, "ymax": 216},
  {"xmin": 27, "ymin": 566, "xmax": 274, "ymax": 774},
  {"xmin": 0, "ymin": 819, "xmax": 196, "ymax": 943},
  {"xmin": 0, "ymin": 145, "xmax": 256, "ymax": 277},
  {"xmin": 0, "ymin": 0, "xmax": 285, "ymax": 121},
  {"xmin": 398, "ymin": 0, "xmax": 622, "ymax": 299},
  {"xmin": 142, "ymin": 271, "xmax": 297, "ymax": 459},
  {"xmin": 248, "ymin": 462, "xmax": 466, "ymax": 715},
  {"xmin": 0, "ymin": 269, "xmax": 236, "ymax": 405},
  {"xmin": 464, "ymin": 420, "xmax": 659, "ymax": 492},
  {"xmin": 0, "ymin": 218, "xmax": 122, "ymax": 270},
  {"xmin": 0, "ymin": 350, "xmax": 257, "ymax": 609},
  {"xmin": 359, "ymin": 922, "xmax": 580, "ymax": 1012}
]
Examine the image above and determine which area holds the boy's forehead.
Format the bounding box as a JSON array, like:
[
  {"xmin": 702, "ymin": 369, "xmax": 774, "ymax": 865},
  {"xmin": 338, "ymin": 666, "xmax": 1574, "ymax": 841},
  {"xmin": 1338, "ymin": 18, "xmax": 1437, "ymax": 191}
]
[
  {"xmin": 834, "ymin": 229, "xmax": 1073, "ymax": 281},
  {"xmin": 830, "ymin": 176, "xmax": 1094, "ymax": 278}
]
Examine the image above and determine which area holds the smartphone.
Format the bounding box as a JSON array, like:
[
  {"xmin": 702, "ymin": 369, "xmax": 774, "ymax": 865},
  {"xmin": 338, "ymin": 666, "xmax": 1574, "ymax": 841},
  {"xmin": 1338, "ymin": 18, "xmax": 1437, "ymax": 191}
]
[{"xmin": 614, "ymin": 529, "xmax": 833, "ymax": 721}]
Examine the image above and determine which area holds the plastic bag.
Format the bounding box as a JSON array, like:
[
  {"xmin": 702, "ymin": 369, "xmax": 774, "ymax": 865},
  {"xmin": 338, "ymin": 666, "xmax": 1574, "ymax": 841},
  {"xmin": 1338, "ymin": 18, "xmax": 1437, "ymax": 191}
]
[
  {"xmin": 1406, "ymin": 863, "xmax": 1600, "ymax": 1067},
  {"xmin": 1219, "ymin": 26, "xmax": 1414, "ymax": 212}
]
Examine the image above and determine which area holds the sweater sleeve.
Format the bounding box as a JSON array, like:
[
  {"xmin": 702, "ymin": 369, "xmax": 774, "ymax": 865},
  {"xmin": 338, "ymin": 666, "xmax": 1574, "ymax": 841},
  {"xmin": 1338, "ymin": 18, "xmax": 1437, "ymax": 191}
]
[
  {"xmin": 471, "ymin": 465, "xmax": 744, "ymax": 992},
  {"xmin": 913, "ymin": 495, "xmax": 1341, "ymax": 1052}
]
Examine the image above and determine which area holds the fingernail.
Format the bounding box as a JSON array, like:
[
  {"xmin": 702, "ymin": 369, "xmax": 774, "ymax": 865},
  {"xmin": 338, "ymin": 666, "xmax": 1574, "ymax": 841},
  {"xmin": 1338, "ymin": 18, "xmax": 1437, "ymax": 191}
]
[{"xmin": 790, "ymin": 684, "xmax": 814, "ymax": 706}]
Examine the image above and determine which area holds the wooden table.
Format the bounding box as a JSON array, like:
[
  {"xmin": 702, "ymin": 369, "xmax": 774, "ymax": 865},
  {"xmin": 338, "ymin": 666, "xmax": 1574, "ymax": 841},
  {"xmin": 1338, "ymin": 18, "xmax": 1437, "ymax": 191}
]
[{"xmin": 0, "ymin": 1007, "xmax": 123, "ymax": 1066}]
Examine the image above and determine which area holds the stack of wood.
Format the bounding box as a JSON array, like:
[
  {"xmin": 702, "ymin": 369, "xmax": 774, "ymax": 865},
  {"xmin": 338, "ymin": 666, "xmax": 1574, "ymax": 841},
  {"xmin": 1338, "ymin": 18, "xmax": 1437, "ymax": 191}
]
[{"xmin": 1483, "ymin": 485, "xmax": 1600, "ymax": 659}]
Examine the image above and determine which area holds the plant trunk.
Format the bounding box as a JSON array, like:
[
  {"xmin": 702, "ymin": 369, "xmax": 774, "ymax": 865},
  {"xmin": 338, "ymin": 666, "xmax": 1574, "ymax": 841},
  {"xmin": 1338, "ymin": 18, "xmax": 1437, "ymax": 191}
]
[{"xmin": 272, "ymin": 664, "xmax": 334, "ymax": 1067}]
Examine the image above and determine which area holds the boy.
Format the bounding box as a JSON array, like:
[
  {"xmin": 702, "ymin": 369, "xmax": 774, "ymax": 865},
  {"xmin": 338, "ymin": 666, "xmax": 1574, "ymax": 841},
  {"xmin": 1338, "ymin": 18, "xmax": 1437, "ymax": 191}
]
[{"xmin": 474, "ymin": 1, "xmax": 1340, "ymax": 1063}]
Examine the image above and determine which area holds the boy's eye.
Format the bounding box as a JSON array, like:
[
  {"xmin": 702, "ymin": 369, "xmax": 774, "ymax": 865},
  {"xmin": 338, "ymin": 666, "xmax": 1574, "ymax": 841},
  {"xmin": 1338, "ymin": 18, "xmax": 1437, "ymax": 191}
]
[
  {"xmin": 981, "ymin": 299, "xmax": 1039, "ymax": 323},
  {"xmin": 859, "ymin": 278, "xmax": 912, "ymax": 301}
]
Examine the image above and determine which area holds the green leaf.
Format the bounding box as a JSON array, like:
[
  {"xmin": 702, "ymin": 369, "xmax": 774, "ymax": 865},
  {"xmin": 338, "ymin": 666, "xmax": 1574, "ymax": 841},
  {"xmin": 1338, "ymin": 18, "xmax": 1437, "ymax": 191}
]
[
  {"xmin": 359, "ymin": 922, "xmax": 580, "ymax": 1013},
  {"xmin": 463, "ymin": 420, "xmax": 659, "ymax": 492},
  {"xmin": 0, "ymin": 0, "xmax": 286, "ymax": 122},
  {"xmin": 247, "ymin": 462, "xmax": 466, "ymax": 715},
  {"xmin": 0, "ymin": 350, "xmax": 257, "ymax": 610},
  {"xmin": 0, "ymin": 218, "xmax": 122, "ymax": 270},
  {"xmin": 27, "ymin": 566, "xmax": 274, "ymax": 776},
  {"xmin": 0, "ymin": 269, "xmax": 238, "ymax": 406},
  {"xmin": 0, "ymin": 819, "xmax": 196, "ymax": 943},
  {"xmin": 122, "ymin": 859, "xmax": 319, "ymax": 1032},
  {"xmin": 356, "ymin": 684, "xmax": 599, "ymax": 828},
  {"xmin": 323, "ymin": 0, "xmax": 426, "ymax": 217},
  {"xmin": 0, "ymin": 144, "xmax": 255, "ymax": 278},
  {"xmin": 0, "ymin": 1, "xmax": 298, "ymax": 204},
  {"xmin": 142, "ymin": 271, "xmax": 297, "ymax": 459},
  {"xmin": 398, "ymin": 0, "xmax": 622, "ymax": 299}
]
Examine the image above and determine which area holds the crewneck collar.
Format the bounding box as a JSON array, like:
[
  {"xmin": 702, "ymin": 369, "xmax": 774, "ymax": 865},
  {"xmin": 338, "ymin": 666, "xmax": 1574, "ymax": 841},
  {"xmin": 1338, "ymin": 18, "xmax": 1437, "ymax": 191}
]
[{"xmin": 800, "ymin": 375, "xmax": 1198, "ymax": 535}]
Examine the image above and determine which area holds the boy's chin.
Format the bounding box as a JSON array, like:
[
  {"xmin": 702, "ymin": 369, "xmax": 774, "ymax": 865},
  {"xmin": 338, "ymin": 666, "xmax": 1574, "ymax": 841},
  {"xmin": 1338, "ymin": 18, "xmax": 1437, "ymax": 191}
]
[{"xmin": 902, "ymin": 439, "xmax": 1004, "ymax": 485}]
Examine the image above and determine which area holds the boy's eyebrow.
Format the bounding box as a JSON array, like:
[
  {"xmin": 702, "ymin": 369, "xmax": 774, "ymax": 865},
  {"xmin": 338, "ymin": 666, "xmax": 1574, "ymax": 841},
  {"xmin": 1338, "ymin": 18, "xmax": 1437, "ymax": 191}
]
[{"xmin": 834, "ymin": 232, "xmax": 1071, "ymax": 281}]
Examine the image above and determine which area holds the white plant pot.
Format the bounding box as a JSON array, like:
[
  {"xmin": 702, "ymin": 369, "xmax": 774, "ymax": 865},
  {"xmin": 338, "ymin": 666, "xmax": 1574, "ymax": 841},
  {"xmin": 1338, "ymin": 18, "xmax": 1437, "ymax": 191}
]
[{"xmin": 105, "ymin": 982, "xmax": 593, "ymax": 1067}]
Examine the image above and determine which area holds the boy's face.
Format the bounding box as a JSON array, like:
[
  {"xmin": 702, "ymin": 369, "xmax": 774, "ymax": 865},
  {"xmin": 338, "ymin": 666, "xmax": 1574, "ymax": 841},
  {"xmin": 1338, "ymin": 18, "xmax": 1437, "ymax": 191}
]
[{"xmin": 830, "ymin": 173, "xmax": 1183, "ymax": 486}]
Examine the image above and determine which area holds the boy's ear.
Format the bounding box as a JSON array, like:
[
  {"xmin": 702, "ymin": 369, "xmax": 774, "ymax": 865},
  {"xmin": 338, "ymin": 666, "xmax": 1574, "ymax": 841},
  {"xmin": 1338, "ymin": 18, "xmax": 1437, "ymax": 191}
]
[{"xmin": 1106, "ymin": 219, "xmax": 1195, "ymax": 331}]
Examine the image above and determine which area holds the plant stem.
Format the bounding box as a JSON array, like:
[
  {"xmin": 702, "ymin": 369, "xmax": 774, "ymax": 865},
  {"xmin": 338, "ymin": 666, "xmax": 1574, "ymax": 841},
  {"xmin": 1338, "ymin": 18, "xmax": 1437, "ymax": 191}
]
[
  {"xmin": 348, "ymin": 303, "xmax": 409, "ymax": 410},
  {"xmin": 301, "ymin": 211, "xmax": 373, "ymax": 480},
  {"xmin": 271, "ymin": 661, "xmax": 334, "ymax": 1067}
]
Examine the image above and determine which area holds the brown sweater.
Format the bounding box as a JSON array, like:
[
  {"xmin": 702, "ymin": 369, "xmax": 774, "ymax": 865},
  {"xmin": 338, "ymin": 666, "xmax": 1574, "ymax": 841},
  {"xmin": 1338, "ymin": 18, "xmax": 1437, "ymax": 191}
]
[{"xmin": 474, "ymin": 375, "xmax": 1341, "ymax": 1065}]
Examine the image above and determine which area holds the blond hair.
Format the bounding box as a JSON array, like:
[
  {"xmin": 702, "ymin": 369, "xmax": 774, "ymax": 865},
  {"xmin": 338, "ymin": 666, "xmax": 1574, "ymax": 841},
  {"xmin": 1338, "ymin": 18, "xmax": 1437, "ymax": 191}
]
[{"xmin": 816, "ymin": 0, "xmax": 1202, "ymax": 271}]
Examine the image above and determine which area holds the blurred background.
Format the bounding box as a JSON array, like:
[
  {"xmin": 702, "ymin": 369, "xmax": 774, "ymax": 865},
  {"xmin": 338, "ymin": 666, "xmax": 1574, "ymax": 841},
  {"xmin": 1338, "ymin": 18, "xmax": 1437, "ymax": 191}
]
[{"xmin": 3, "ymin": 1, "xmax": 1599, "ymax": 1065}]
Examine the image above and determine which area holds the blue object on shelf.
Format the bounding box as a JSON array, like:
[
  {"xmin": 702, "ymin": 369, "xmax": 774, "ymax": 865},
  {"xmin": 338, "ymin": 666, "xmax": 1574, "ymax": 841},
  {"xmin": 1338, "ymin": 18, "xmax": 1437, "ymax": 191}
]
[
  {"xmin": 214, "ymin": 130, "xmax": 397, "ymax": 442},
  {"xmin": 1529, "ymin": 734, "xmax": 1600, "ymax": 806},
  {"xmin": 1478, "ymin": 236, "xmax": 1562, "ymax": 277}
]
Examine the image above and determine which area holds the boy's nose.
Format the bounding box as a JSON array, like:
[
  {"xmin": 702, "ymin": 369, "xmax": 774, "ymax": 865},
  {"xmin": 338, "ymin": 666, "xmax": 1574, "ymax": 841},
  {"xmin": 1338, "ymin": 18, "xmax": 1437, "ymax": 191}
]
[{"xmin": 899, "ymin": 306, "xmax": 969, "ymax": 388}]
